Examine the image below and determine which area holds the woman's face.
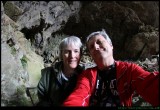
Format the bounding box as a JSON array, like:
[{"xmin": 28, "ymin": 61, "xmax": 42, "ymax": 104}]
[{"xmin": 62, "ymin": 44, "xmax": 81, "ymax": 70}]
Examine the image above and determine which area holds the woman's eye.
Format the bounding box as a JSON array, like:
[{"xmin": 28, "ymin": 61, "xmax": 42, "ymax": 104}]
[
  {"xmin": 89, "ymin": 44, "xmax": 94, "ymax": 49},
  {"xmin": 63, "ymin": 50, "xmax": 69, "ymax": 54}
]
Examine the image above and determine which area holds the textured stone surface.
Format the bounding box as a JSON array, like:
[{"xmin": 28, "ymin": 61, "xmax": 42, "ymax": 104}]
[
  {"xmin": 1, "ymin": 2, "xmax": 44, "ymax": 106},
  {"xmin": 62, "ymin": 1, "xmax": 159, "ymax": 60},
  {"xmin": 1, "ymin": 1, "xmax": 159, "ymax": 106}
]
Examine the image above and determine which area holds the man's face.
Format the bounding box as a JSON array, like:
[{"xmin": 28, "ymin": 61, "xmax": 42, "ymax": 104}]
[{"xmin": 87, "ymin": 35, "xmax": 113, "ymax": 64}]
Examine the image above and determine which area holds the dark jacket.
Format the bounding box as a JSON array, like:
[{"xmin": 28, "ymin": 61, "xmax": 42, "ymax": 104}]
[{"xmin": 37, "ymin": 61, "xmax": 84, "ymax": 106}]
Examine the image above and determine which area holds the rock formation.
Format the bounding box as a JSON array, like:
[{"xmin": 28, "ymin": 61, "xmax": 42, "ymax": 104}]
[{"xmin": 1, "ymin": 1, "xmax": 159, "ymax": 106}]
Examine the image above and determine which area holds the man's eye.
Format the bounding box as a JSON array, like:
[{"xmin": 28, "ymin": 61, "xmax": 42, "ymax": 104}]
[{"xmin": 97, "ymin": 40, "xmax": 102, "ymax": 44}]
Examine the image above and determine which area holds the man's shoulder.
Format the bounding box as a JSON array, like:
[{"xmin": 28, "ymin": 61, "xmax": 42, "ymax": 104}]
[
  {"xmin": 115, "ymin": 60, "xmax": 140, "ymax": 74},
  {"xmin": 85, "ymin": 66, "xmax": 97, "ymax": 70},
  {"xmin": 82, "ymin": 66, "xmax": 97, "ymax": 75},
  {"xmin": 116, "ymin": 60, "xmax": 137, "ymax": 66}
]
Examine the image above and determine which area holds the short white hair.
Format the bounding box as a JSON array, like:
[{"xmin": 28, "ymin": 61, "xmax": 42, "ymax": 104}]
[
  {"xmin": 59, "ymin": 36, "xmax": 82, "ymax": 60},
  {"xmin": 86, "ymin": 29, "xmax": 112, "ymax": 46}
]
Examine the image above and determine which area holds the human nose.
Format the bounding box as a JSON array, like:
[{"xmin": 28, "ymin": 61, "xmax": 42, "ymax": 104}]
[
  {"xmin": 69, "ymin": 51, "xmax": 75, "ymax": 58},
  {"xmin": 94, "ymin": 43, "xmax": 100, "ymax": 50}
]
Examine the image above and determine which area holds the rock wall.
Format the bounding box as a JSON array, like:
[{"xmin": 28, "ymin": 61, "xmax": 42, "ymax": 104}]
[
  {"xmin": 1, "ymin": 1, "xmax": 159, "ymax": 106},
  {"xmin": 1, "ymin": 1, "xmax": 44, "ymax": 106},
  {"xmin": 63, "ymin": 1, "xmax": 159, "ymax": 60}
]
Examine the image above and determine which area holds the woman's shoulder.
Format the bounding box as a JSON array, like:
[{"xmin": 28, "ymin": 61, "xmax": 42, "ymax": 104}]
[{"xmin": 41, "ymin": 61, "xmax": 62, "ymax": 76}]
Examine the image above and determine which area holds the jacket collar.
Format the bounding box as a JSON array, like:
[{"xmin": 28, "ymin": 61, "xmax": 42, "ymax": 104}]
[{"xmin": 52, "ymin": 61, "xmax": 84, "ymax": 80}]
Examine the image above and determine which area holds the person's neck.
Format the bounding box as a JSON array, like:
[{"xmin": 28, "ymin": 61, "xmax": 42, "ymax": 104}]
[
  {"xmin": 98, "ymin": 57, "xmax": 115, "ymax": 71},
  {"xmin": 62, "ymin": 66, "xmax": 75, "ymax": 78}
]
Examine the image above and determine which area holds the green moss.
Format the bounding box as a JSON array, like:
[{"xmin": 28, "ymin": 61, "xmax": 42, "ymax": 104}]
[
  {"xmin": 17, "ymin": 85, "xmax": 25, "ymax": 95},
  {"xmin": 18, "ymin": 96, "xmax": 32, "ymax": 106},
  {"xmin": 20, "ymin": 55, "xmax": 28, "ymax": 69},
  {"xmin": 7, "ymin": 97, "xmax": 31, "ymax": 106},
  {"xmin": 29, "ymin": 88, "xmax": 39, "ymax": 104},
  {"xmin": 16, "ymin": 85, "xmax": 33, "ymax": 106},
  {"xmin": 10, "ymin": 47, "xmax": 16, "ymax": 55},
  {"xmin": 6, "ymin": 85, "xmax": 32, "ymax": 106}
]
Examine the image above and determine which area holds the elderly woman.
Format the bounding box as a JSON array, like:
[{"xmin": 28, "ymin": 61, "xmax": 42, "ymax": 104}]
[{"xmin": 37, "ymin": 36, "xmax": 84, "ymax": 106}]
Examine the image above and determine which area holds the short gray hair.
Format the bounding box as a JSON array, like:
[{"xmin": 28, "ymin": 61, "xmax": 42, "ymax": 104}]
[
  {"xmin": 59, "ymin": 36, "xmax": 82, "ymax": 60},
  {"xmin": 86, "ymin": 29, "xmax": 112, "ymax": 47}
]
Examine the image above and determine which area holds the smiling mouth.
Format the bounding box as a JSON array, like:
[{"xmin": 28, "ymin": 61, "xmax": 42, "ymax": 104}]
[{"xmin": 68, "ymin": 60, "xmax": 77, "ymax": 63}]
